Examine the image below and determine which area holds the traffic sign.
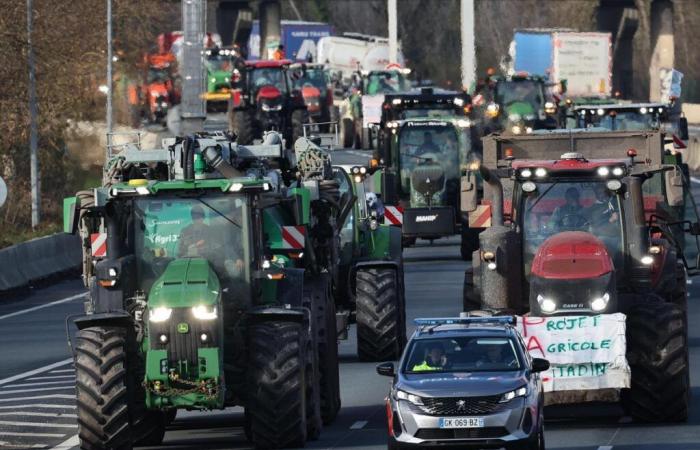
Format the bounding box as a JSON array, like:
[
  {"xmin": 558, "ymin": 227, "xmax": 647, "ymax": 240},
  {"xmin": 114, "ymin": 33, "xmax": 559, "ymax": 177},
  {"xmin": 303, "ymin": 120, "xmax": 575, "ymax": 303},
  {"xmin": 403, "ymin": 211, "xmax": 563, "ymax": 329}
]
[{"xmin": 0, "ymin": 176, "xmax": 6, "ymax": 208}]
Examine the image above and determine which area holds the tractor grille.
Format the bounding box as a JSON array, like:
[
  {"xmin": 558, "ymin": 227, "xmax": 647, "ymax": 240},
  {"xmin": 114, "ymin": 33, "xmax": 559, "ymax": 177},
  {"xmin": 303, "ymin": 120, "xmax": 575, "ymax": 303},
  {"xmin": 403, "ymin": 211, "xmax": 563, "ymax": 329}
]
[
  {"xmin": 418, "ymin": 395, "xmax": 503, "ymax": 416},
  {"xmin": 415, "ymin": 427, "xmax": 507, "ymax": 440},
  {"xmin": 149, "ymin": 308, "xmax": 218, "ymax": 367}
]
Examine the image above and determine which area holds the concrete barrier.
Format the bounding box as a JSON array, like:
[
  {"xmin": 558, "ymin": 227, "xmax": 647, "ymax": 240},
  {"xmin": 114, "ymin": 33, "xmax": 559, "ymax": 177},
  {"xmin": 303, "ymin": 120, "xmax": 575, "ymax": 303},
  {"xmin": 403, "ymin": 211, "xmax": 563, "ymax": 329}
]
[{"xmin": 0, "ymin": 233, "xmax": 81, "ymax": 292}]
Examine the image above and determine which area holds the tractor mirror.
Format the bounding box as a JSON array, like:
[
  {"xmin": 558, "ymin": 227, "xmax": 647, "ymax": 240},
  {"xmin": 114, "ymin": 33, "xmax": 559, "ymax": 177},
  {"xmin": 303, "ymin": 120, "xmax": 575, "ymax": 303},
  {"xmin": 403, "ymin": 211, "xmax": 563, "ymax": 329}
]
[
  {"xmin": 461, "ymin": 175, "xmax": 477, "ymax": 212},
  {"xmin": 376, "ymin": 362, "xmax": 395, "ymax": 377},
  {"xmin": 690, "ymin": 222, "xmax": 700, "ymax": 236},
  {"xmin": 665, "ymin": 168, "xmax": 684, "ymax": 207},
  {"xmin": 381, "ymin": 172, "xmax": 398, "ymax": 204},
  {"xmin": 679, "ymin": 116, "xmax": 689, "ymax": 141}
]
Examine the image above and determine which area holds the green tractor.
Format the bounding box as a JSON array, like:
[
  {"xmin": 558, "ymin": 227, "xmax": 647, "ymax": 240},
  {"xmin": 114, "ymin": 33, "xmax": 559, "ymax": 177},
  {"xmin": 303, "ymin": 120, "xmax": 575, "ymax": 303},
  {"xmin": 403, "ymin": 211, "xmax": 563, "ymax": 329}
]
[
  {"xmin": 332, "ymin": 164, "xmax": 406, "ymax": 362},
  {"xmin": 64, "ymin": 131, "xmax": 356, "ymax": 449},
  {"xmin": 371, "ymin": 116, "xmax": 482, "ymax": 259},
  {"xmin": 203, "ymin": 47, "xmax": 236, "ymax": 112}
]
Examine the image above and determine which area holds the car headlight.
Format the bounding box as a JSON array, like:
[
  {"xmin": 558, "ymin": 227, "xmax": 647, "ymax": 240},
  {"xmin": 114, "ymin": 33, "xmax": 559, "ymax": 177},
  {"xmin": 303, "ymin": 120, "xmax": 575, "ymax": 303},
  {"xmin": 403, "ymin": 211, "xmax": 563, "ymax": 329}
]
[
  {"xmin": 192, "ymin": 305, "xmax": 218, "ymax": 320},
  {"xmin": 590, "ymin": 293, "xmax": 610, "ymax": 312},
  {"xmin": 395, "ymin": 389, "xmax": 424, "ymax": 406},
  {"xmin": 499, "ymin": 386, "xmax": 528, "ymax": 403},
  {"xmin": 149, "ymin": 307, "xmax": 172, "ymax": 322},
  {"xmin": 537, "ymin": 294, "xmax": 556, "ymax": 313}
]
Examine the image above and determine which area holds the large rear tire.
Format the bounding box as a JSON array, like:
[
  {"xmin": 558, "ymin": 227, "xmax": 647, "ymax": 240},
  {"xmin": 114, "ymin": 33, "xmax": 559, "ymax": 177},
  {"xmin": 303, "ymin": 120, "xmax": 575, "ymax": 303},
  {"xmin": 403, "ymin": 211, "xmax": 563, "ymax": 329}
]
[
  {"xmin": 462, "ymin": 267, "xmax": 481, "ymax": 312},
  {"xmin": 341, "ymin": 118, "xmax": 354, "ymax": 148},
  {"xmin": 460, "ymin": 227, "xmax": 480, "ymax": 261},
  {"xmin": 247, "ymin": 321, "xmax": 307, "ymax": 449},
  {"xmin": 356, "ymin": 268, "xmax": 404, "ymax": 362},
  {"xmin": 623, "ymin": 298, "xmax": 689, "ymax": 422},
  {"xmin": 230, "ymin": 108, "xmax": 255, "ymax": 145}
]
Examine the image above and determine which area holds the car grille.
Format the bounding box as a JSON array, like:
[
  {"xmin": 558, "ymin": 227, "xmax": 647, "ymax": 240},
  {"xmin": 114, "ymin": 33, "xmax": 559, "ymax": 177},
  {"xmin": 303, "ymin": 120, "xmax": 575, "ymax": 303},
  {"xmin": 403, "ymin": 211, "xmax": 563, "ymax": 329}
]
[
  {"xmin": 415, "ymin": 427, "xmax": 508, "ymax": 440},
  {"xmin": 418, "ymin": 395, "xmax": 503, "ymax": 416}
]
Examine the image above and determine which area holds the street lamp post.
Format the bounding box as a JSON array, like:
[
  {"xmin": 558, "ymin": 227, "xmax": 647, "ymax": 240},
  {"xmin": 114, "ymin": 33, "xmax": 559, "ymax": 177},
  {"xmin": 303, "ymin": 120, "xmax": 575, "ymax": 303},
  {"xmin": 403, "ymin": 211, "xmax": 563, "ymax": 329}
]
[
  {"xmin": 27, "ymin": 0, "xmax": 40, "ymax": 228},
  {"xmin": 106, "ymin": 0, "xmax": 113, "ymax": 160}
]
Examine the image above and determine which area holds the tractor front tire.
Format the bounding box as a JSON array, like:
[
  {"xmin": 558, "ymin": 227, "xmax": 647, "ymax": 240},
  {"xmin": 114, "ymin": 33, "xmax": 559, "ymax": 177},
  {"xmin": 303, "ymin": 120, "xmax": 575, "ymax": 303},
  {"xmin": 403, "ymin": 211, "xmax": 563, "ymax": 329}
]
[
  {"xmin": 230, "ymin": 109, "xmax": 255, "ymax": 145},
  {"xmin": 247, "ymin": 321, "xmax": 307, "ymax": 449},
  {"xmin": 356, "ymin": 268, "xmax": 404, "ymax": 362},
  {"xmin": 623, "ymin": 298, "xmax": 689, "ymax": 422}
]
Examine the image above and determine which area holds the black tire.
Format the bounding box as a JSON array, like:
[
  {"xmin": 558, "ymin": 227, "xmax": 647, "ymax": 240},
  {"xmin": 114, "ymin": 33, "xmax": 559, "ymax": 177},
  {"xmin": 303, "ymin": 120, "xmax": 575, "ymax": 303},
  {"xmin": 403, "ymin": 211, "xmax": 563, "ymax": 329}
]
[
  {"xmin": 247, "ymin": 321, "xmax": 307, "ymax": 449},
  {"xmin": 353, "ymin": 119, "xmax": 363, "ymax": 149},
  {"xmin": 622, "ymin": 298, "xmax": 689, "ymax": 422},
  {"xmin": 341, "ymin": 118, "xmax": 354, "ymax": 148},
  {"xmin": 356, "ymin": 268, "xmax": 404, "ymax": 362},
  {"xmin": 75, "ymin": 327, "xmax": 166, "ymax": 450},
  {"xmin": 290, "ymin": 109, "xmax": 306, "ymax": 149},
  {"xmin": 301, "ymin": 280, "xmax": 324, "ymax": 437},
  {"xmin": 460, "ymin": 227, "xmax": 480, "ymax": 261},
  {"xmin": 230, "ymin": 108, "xmax": 255, "ymax": 145}
]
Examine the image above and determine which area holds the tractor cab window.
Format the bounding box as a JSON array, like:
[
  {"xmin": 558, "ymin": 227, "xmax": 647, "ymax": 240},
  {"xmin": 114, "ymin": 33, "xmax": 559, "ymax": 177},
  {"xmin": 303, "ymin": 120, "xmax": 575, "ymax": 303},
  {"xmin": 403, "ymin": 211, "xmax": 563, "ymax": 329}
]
[
  {"xmin": 250, "ymin": 68, "xmax": 288, "ymax": 94},
  {"xmin": 133, "ymin": 195, "xmax": 250, "ymax": 299},
  {"xmin": 495, "ymin": 80, "xmax": 543, "ymax": 108},
  {"xmin": 402, "ymin": 108, "xmax": 455, "ymax": 119},
  {"xmin": 205, "ymin": 54, "xmax": 233, "ymax": 72},
  {"xmin": 333, "ymin": 167, "xmax": 355, "ymax": 250},
  {"xmin": 521, "ymin": 181, "xmax": 624, "ymax": 277},
  {"xmin": 289, "ymin": 67, "xmax": 328, "ymax": 90},
  {"xmin": 397, "ymin": 125, "xmax": 460, "ymax": 201},
  {"xmin": 365, "ymin": 71, "xmax": 408, "ymax": 95},
  {"xmin": 596, "ymin": 111, "xmax": 659, "ymax": 131}
]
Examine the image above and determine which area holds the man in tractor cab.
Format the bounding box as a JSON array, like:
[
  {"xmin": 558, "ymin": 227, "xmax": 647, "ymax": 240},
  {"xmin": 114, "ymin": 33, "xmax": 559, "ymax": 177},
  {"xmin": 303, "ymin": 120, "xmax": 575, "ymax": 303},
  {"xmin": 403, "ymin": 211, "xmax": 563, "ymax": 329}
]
[
  {"xmin": 416, "ymin": 131, "xmax": 440, "ymax": 155},
  {"xmin": 548, "ymin": 187, "xmax": 585, "ymax": 230},
  {"xmin": 587, "ymin": 184, "xmax": 619, "ymax": 227},
  {"xmin": 179, "ymin": 205, "xmax": 211, "ymax": 257}
]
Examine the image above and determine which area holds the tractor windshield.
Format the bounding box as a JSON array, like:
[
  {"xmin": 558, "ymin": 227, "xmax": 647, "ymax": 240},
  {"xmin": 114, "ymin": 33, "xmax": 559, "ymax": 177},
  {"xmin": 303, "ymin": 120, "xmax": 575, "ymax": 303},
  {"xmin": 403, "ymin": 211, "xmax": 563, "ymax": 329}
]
[
  {"xmin": 397, "ymin": 124, "xmax": 461, "ymax": 202},
  {"xmin": 250, "ymin": 68, "xmax": 287, "ymax": 93},
  {"xmin": 133, "ymin": 195, "xmax": 250, "ymax": 297},
  {"xmin": 495, "ymin": 80, "xmax": 543, "ymax": 108},
  {"xmin": 147, "ymin": 68, "xmax": 171, "ymax": 84},
  {"xmin": 289, "ymin": 67, "xmax": 328, "ymax": 90},
  {"xmin": 365, "ymin": 71, "xmax": 409, "ymax": 95},
  {"xmin": 521, "ymin": 180, "xmax": 624, "ymax": 277},
  {"xmin": 402, "ymin": 108, "xmax": 456, "ymax": 119},
  {"xmin": 588, "ymin": 111, "xmax": 660, "ymax": 131},
  {"xmin": 206, "ymin": 55, "xmax": 233, "ymax": 72}
]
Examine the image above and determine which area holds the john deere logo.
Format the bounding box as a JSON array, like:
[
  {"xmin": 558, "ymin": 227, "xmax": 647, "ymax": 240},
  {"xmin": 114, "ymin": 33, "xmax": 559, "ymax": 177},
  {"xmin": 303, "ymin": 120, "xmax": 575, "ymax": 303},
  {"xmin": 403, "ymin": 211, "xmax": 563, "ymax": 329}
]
[{"xmin": 177, "ymin": 323, "xmax": 189, "ymax": 334}]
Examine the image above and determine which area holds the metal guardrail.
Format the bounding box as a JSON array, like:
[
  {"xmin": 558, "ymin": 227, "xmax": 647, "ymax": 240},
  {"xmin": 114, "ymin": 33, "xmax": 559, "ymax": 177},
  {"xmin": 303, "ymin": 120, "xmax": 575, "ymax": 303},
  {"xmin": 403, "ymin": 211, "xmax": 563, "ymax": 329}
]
[{"xmin": 0, "ymin": 233, "xmax": 81, "ymax": 292}]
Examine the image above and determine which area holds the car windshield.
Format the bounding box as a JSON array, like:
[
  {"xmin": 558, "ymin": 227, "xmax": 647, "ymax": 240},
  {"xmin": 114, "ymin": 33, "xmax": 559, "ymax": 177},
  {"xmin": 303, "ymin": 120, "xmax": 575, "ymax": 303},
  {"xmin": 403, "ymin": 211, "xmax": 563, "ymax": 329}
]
[
  {"xmin": 404, "ymin": 336, "xmax": 521, "ymax": 373},
  {"xmin": 290, "ymin": 67, "xmax": 328, "ymax": 90},
  {"xmin": 495, "ymin": 80, "xmax": 543, "ymax": 107},
  {"xmin": 251, "ymin": 68, "xmax": 287, "ymax": 93},
  {"xmin": 147, "ymin": 68, "xmax": 170, "ymax": 84},
  {"xmin": 365, "ymin": 71, "xmax": 408, "ymax": 95},
  {"xmin": 521, "ymin": 180, "xmax": 624, "ymax": 277},
  {"xmin": 398, "ymin": 124, "xmax": 461, "ymax": 197},
  {"xmin": 133, "ymin": 195, "xmax": 250, "ymax": 298},
  {"xmin": 206, "ymin": 55, "xmax": 232, "ymax": 72}
]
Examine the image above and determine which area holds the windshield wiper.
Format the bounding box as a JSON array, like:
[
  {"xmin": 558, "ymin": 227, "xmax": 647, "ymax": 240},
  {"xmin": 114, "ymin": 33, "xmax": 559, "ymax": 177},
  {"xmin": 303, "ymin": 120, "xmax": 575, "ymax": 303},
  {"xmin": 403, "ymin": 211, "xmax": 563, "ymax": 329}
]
[
  {"xmin": 197, "ymin": 197, "xmax": 242, "ymax": 229},
  {"xmin": 526, "ymin": 182, "xmax": 558, "ymax": 214}
]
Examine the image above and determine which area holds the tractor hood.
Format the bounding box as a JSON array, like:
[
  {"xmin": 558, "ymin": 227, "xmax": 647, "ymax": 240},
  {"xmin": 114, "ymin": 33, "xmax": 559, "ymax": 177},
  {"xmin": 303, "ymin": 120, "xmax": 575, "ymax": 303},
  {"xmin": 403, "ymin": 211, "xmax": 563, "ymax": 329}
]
[
  {"xmin": 257, "ymin": 85, "xmax": 282, "ymax": 101},
  {"xmin": 504, "ymin": 101, "xmax": 537, "ymax": 121},
  {"xmin": 148, "ymin": 258, "xmax": 220, "ymax": 308},
  {"xmin": 531, "ymin": 231, "xmax": 613, "ymax": 280},
  {"xmin": 301, "ymin": 85, "xmax": 321, "ymax": 99},
  {"xmin": 149, "ymin": 83, "xmax": 169, "ymax": 97}
]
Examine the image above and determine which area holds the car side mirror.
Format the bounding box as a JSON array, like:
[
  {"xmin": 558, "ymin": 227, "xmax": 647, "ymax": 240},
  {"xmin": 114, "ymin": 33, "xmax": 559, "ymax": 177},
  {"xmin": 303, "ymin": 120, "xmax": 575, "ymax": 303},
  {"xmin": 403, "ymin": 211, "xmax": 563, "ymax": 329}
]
[
  {"xmin": 376, "ymin": 362, "xmax": 395, "ymax": 377},
  {"xmin": 531, "ymin": 358, "xmax": 550, "ymax": 373},
  {"xmin": 679, "ymin": 116, "xmax": 689, "ymax": 141}
]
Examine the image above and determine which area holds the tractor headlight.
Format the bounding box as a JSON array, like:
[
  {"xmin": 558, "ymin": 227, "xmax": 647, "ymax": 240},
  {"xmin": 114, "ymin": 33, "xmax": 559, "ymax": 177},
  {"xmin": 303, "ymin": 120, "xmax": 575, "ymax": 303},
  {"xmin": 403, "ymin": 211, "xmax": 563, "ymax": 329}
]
[
  {"xmin": 511, "ymin": 125, "xmax": 522, "ymax": 135},
  {"xmin": 535, "ymin": 167, "xmax": 547, "ymax": 178},
  {"xmin": 149, "ymin": 307, "xmax": 173, "ymax": 323},
  {"xmin": 500, "ymin": 386, "xmax": 528, "ymax": 403},
  {"xmin": 392, "ymin": 98, "xmax": 402, "ymax": 105},
  {"xmin": 520, "ymin": 169, "xmax": 532, "ymax": 178},
  {"xmin": 192, "ymin": 305, "xmax": 218, "ymax": 320},
  {"xmin": 612, "ymin": 167, "xmax": 624, "ymax": 176},
  {"xmin": 590, "ymin": 293, "xmax": 610, "ymax": 312},
  {"xmin": 486, "ymin": 103, "xmax": 499, "ymax": 117},
  {"xmin": 261, "ymin": 103, "xmax": 283, "ymax": 112},
  {"xmin": 537, "ymin": 295, "xmax": 556, "ymax": 313},
  {"xmin": 395, "ymin": 389, "xmax": 424, "ymax": 406},
  {"xmin": 210, "ymin": 77, "xmax": 216, "ymax": 83},
  {"xmin": 508, "ymin": 113, "xmax": 522, "ymax": 122},
  {"xmin": 453, "ymin": 97, "xmax": 465, "ymax": 107},
  {"xmin": 597, "ymin": 166, "xmax": 610, "ymax": 177},
  {"xmin": 544, "ymin": 101, "xmax": 556, "ymax": 114}
]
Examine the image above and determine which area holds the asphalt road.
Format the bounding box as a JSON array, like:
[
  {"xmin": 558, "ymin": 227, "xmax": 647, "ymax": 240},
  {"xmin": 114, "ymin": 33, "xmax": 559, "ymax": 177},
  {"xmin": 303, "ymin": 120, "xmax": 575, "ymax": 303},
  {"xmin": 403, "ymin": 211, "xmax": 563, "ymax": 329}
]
[{"xmin": 2, "ymin": 148, "xmax": 700, "ymax": 449}]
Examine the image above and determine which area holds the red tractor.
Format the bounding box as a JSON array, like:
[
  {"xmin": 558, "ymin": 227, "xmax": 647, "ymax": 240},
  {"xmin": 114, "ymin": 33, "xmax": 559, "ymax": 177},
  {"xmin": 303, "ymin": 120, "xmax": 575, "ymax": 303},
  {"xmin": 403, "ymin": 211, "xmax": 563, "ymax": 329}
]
[
  {"xmin": 227, "ymin": 60, "xmax": 308, "ymax": 147},
  {"xmin": 128, "ymin": 53, "xmax": 180, "ymax": 126},
  {"xmin": 462, "ymin": 130, "xmax": 700, "ymax": 422},
  {"xmin": 288, "ymin": 63, "xmax": 338, "ymax": 132}
]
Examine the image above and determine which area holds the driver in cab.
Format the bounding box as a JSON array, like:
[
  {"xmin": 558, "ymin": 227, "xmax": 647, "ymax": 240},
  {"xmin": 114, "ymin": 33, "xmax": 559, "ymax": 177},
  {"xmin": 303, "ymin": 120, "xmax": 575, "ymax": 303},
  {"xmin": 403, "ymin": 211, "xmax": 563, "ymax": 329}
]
[
  {"xmin": 416, "ymin": 131, "xmax": 440, "ymax": 156},
  {"xmin": 548, "ymin": 187, "xmax": 584, "ymax": 230},
  {"xmin": 178, "ymin": 205, "xmax": 211, "ymax": 257},
  {"xmin": 411, "ymin": 343, "xmax": 448, "ymax": 372}
]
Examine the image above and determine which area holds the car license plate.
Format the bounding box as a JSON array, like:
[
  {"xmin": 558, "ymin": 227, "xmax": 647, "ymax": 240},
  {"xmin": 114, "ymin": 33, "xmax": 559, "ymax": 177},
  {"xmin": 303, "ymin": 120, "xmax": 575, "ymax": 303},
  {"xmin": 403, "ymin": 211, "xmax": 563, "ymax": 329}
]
[{"xmin": 438, "ymin": 417, "xmax": 484, "ymax": 429}]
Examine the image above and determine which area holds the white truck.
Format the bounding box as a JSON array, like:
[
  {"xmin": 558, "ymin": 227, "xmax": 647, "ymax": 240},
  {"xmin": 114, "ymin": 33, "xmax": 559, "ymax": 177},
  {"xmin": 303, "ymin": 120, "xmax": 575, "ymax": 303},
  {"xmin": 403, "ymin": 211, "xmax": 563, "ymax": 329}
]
[{"xmin": 317, "ymin": 33, "xmax": 405, "ymax": 84}]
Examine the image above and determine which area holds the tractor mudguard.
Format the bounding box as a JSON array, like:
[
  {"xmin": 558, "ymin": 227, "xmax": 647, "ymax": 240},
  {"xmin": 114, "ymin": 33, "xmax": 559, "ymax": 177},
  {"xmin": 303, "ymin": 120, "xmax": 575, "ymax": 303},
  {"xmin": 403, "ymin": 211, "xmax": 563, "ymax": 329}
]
[
  {"xmin": 73, "ymin": 311, "xmax": 133, "ymax": 331},
  {"xmin": 247, "ymin": 306, "xmax": 306, "ymax": 324}
]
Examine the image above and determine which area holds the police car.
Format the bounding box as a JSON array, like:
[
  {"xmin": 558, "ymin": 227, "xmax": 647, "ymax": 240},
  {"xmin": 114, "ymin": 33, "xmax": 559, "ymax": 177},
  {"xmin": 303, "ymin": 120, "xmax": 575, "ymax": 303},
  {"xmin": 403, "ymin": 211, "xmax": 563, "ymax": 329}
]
[{"xmin": 376, "ymin": 315, "xmax": 549, "ymax": 449}]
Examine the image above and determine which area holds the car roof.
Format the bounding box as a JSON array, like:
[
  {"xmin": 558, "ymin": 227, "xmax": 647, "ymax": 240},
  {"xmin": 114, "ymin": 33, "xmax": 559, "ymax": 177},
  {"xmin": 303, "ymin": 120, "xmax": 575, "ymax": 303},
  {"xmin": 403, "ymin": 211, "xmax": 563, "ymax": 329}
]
[{"xmin": 410, "ymin": 324, "xmax": 515, "ymax": 341}]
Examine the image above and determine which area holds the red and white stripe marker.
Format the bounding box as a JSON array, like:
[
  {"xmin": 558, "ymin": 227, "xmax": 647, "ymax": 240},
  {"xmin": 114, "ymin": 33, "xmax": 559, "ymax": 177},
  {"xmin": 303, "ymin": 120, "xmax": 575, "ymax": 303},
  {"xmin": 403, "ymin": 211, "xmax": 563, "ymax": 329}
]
[
  {"xmin": 281, "ymin": 226, "xmax": 305, "ymax": 249},
  {"xmin": 468, "ymin": 204, "xmax": 492, "ymax": 228},
  {"xmin": 90, "ymin": 233, "xmax": 107, "ymax": 258},
  {"xmin": 384, "ymin": 206, "xmax": 403, "ymax": 226}
]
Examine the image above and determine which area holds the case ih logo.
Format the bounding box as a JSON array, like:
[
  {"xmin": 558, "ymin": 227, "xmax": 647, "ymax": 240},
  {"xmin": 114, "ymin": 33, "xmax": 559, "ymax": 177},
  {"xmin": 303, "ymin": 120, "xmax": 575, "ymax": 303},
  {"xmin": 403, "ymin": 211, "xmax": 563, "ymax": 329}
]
[
  {"xmin": 415, "ymin": 214, "xmax": 438, "ymax": 223},
  {"xmin": 281, "ymin": 226, "xmax": 305, "ymax": 249},
  {"xmin": 90, "ymin": 233, "xmax": 107, "ymax": 258},
  {"xmin": 384, "ymin": 206, "xmax": 403, "ymax": 226}
]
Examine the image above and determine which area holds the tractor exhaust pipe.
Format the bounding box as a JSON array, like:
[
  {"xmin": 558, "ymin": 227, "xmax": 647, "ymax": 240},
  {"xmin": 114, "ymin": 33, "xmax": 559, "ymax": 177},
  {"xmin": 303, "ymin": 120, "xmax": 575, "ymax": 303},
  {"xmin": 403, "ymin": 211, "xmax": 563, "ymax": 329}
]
[
  {"xmin": 479, "ymin": 165, "xmax": 504, "ymax": 227},
  {"xmin": 202, "ymin": 146, "xmax": 245, "ymax": 179},
  {"xmin": 183, "ymin": 136, "xmax": 196, "ymax": 181}
]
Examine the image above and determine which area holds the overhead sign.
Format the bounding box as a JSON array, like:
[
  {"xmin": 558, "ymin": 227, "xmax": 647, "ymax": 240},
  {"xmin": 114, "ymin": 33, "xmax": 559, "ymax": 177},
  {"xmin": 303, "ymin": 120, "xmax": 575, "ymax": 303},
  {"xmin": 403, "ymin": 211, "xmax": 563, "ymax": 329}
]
[
  {"xmin": 0, "ymin": 176, "xmax": 6, "ymax": 208},
  {"xmin": 516, "ymin": 313, "xmax": 630, "ymax": 392}
]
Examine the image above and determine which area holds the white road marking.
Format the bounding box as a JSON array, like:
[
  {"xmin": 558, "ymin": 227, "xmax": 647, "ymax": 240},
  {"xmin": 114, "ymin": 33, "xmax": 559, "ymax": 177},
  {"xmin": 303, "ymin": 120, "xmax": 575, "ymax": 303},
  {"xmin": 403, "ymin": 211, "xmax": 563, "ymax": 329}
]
[
  {"xmin": 0, "ymin": 442, "xmax": 45, "ymax": 449},
  {"xmin": 4, "ymin": 380, "xmax": 75, "ymax": 388},
  {"xmin": 49, "ymin": 435, "xmax": 79, "ymax": 450},
  {"xmin": 0, "ymin": 404, "xmax": 74, "ymax": 410},
  {"xmin": 350, "ymin": 420, "xmax": 368, "ymax": 430},
  {"xmin": 0, "ymin": 431, "xmax": 65, "ymax": 438},
  {"xmin": 598, "ymin": 447, "xmax": 613, "ymax": 450},
  {"xmin": 0, "ymin": 412, "xmax": 77, "ymax": 418},
  {"xmin": 0, "ymin": 394, "xmax": 75, "ymax": 403},
  {"xmin": 0, "ymin": 420, "xmax": 76, "ymax": 428},
  {"xmin": 0, "ymin": 359, "xmax": 73, "ymax": 387},
  {"xmin": 49, "ymin": 369, "xmax": 74, "ymax": 374},
  {"xmin": 26, "ymin": 375, "xmax": 75, "ymax": 381},
  {"xmin": 0, "ymin": 292, "xmax": 86, "ymax": 321},
  {"xmin": 0, "ymin": 386, "xmax": 76, "ymax": 396}
]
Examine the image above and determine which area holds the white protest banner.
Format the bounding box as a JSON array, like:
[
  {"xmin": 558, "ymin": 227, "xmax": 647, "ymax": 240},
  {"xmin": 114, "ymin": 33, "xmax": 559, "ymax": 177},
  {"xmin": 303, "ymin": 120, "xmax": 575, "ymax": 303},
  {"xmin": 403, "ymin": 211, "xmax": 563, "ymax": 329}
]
[
  {"xmin": 516, "ymin": 313, "xmax": 630, "ymax": 392},
  {"xmin": 362, "ymin": 94, "xmax": 385, "ymax": 128}
]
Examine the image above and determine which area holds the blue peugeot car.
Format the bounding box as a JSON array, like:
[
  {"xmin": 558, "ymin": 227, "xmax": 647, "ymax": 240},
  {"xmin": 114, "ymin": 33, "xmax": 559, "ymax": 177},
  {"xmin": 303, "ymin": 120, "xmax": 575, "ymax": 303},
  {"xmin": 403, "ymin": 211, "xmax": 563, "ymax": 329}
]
[{"xmin": 377, "ymin": 316, "xmax": 549, "ymax": 449}]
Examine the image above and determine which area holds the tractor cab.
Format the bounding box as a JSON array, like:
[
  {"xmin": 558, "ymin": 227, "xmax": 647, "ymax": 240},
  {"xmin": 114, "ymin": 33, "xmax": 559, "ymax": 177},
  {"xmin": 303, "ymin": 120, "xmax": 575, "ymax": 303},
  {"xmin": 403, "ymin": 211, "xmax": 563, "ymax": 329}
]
[
  {"xmin": 288, "ymin": 63, "xmax": 335, "ymax": 130},
  {"xmin": 573, "ymin": 103, "xmax": 668, "ymax": 131},
  {"xmin": 203, "ymin": 47, "xmax": 239, "ymax": 110},
  {"xmin": 483, "ymin": 74, "xmax": 557, "ymax": 135}
]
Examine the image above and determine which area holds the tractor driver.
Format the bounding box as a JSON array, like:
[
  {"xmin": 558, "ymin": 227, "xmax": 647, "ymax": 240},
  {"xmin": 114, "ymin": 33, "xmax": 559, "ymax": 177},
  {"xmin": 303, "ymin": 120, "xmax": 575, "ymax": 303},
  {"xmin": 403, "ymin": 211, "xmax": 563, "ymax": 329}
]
[
  {"xmin": 416, "ymin": 131, "xmax": 440, "ymax": 156},
  {"xmin": 586, "ymin": 184, "xmax": 619, "ymax": 228},
  {"xmin": 412, "ymin": 342, "xmax": 448, "ymax": 372},
  {"xmin": 178, "ymin": 205, "xmax": 212, "ymax": 257},
  {"xmin": 548, "ymin": 187, "xmax": 587, "ymax": 230}
]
